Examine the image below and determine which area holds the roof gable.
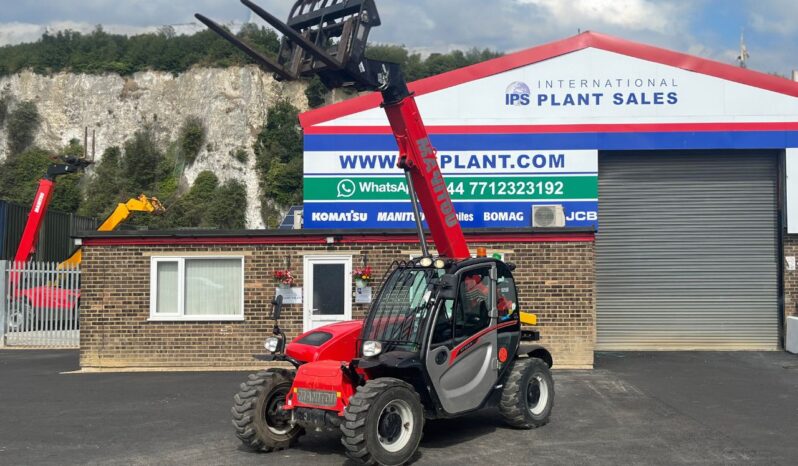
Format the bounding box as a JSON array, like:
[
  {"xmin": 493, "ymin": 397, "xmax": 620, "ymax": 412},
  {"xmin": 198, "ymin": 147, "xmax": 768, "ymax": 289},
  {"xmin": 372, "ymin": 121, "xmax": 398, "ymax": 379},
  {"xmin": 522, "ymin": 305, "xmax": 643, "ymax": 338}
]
[{"xmin": 299, "ymin": 31, "xmax": 798, "ymax": 129}]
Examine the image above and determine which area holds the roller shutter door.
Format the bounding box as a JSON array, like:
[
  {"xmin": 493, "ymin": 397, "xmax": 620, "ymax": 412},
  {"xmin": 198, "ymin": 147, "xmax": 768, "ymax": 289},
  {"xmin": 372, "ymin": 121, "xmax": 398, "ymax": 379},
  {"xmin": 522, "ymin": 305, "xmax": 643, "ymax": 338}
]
[{"xmin": 597, "ymin": 152, "xmax": 779, "ymax": 350}]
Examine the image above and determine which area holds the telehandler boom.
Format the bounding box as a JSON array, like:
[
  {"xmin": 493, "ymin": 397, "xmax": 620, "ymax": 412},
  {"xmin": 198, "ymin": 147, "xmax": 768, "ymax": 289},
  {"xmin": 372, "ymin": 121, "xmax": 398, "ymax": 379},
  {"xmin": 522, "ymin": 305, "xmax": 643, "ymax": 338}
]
[
  {"xmin": 198, "ymin": 2, "xmax": 554, "ymax": 465},
  {"xmin": 59, "ymin": 194, "xmax": 165, "ymax": 268}
]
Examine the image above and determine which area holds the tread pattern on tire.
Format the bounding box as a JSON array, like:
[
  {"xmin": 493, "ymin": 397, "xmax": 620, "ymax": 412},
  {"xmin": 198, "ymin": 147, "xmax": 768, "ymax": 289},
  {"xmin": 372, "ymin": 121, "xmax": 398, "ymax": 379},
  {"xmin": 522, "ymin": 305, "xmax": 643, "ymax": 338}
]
[
  {"xmin": 499, "ymin": 357, "xmax": 553, "ymax": 429},
  {"xmin": 340, "ymin": 377, "xmax": 422, "ymax": 465},
  {"xmin": 231, "ymin": 368, "xmax": 299, "ymax": 452}
]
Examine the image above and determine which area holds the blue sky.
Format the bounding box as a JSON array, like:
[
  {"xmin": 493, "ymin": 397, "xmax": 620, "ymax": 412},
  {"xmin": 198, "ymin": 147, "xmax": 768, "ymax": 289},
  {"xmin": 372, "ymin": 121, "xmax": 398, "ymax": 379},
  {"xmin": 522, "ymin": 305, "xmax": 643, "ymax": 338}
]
[{"xmin": 1, "ymin": 0, "xmax": 797, "ymax": 77}]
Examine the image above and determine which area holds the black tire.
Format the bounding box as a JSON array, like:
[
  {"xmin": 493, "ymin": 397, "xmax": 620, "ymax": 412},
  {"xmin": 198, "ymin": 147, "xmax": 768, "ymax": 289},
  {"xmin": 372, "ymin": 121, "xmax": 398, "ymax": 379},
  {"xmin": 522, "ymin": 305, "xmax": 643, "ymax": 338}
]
[
  {"xmin": 340, "ymin": 378, "xmax": 424, "ymax": 466},
  {"xmin": 499, "ymin": 357, "xmax": 554, "ymax": 429},
  {"xmin": 231, "ymin": 369, "xmax": 302, "ymax": 452}
]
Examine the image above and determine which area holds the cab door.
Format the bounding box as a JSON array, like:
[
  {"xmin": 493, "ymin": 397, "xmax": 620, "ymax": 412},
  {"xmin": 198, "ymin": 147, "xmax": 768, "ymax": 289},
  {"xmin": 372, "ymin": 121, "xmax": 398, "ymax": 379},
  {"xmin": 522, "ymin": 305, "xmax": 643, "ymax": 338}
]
[{"xmin": 424, "ymin": 264, "xmax": 498, "ymax": 414}]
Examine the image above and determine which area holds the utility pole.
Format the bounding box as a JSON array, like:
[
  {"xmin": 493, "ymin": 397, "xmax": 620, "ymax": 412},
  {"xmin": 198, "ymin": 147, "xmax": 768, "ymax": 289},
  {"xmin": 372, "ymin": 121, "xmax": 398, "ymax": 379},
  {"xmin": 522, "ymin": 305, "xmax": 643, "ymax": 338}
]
[{"xmin": 737, "ymin": 29, "xmax": 749, "ymax": 69}]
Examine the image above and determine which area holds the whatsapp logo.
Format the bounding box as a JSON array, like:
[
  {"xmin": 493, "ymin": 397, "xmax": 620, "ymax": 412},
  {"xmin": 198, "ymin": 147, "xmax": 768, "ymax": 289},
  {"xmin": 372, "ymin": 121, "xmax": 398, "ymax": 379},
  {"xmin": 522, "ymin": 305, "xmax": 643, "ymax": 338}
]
[{"xmin": 336, "ymin": 179, "xmax": 356, "ymax": 198}]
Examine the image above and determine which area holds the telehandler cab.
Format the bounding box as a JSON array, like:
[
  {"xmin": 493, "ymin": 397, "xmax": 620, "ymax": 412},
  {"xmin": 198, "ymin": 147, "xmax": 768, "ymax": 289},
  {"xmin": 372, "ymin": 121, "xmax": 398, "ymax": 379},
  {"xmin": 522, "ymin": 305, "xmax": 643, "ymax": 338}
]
[{"xmin": 197, "ymin": 1, "xmax": 555, "ymax": 464}]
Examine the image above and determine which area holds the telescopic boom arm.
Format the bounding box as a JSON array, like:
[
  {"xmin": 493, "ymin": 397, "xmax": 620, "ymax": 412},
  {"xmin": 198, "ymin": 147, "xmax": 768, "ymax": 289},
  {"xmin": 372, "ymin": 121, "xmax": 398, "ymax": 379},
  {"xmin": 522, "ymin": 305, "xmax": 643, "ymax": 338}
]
[
  {"xmin": 196, "ymin": 0, "xmax": 471, "ymax": 259},
  {"xmin": 13, "ymin": 156, "xmax": 92, "ymax": 264}
]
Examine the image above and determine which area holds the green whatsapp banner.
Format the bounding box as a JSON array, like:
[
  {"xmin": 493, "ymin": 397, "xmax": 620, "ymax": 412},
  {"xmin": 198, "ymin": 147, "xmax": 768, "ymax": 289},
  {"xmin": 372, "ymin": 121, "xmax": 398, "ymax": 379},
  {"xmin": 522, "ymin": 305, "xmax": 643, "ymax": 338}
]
[{"xmin": 304, "ymin": 175, "xmax": 597, "ymax": 201}]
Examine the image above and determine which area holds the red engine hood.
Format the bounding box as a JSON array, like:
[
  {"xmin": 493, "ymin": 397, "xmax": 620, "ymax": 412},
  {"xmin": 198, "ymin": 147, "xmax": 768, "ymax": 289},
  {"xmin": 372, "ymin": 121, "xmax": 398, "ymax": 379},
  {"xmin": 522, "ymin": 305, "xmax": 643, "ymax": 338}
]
[{"xmin": 285, "ymin": 320, "xmax": 363, "ymax": 364}]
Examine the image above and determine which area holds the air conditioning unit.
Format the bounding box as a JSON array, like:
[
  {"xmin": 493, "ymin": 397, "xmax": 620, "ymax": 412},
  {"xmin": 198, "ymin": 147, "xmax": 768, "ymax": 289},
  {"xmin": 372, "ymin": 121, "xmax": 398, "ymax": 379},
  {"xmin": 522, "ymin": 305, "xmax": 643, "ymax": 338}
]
[{"xmin": 532, "ymin": 205, "xmax": 566, "ymax": 228}]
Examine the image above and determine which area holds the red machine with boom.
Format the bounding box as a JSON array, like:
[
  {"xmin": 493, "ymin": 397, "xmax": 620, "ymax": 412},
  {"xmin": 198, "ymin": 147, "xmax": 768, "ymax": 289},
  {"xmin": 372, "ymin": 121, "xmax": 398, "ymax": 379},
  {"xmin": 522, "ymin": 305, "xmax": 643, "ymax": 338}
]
[
  {"xmin": 12, "ymin": 156, "xmax": 91, "ymax": 265},
  {"xmin": 198, "ymin": 2, "xmax": 554, "ymax": 465}
]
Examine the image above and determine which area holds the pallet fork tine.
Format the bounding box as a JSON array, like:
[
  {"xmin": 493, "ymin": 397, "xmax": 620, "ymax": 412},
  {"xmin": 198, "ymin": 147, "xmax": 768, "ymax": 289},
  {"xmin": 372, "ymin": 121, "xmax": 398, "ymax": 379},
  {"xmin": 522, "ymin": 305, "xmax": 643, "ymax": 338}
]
[{"xmin": 194, "ymin": 13, "xmax": 296, "ymax": 80}]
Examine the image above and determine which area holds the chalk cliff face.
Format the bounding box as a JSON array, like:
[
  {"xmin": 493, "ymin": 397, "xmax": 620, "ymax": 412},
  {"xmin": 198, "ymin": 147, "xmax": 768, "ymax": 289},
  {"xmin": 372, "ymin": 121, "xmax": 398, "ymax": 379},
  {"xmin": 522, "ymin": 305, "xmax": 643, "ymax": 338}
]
[{"xmin": 0, "ymin": 67, "xmax": 309, "ymax": 228}]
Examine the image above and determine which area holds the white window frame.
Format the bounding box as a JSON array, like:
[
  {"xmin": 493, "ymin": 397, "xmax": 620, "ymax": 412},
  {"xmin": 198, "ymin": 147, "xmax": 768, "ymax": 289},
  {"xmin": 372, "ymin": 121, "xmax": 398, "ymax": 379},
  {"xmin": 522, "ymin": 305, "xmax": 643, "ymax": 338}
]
[{"xmin": 149, "ymin": 256, "xmax": 245, "ymax": 321}]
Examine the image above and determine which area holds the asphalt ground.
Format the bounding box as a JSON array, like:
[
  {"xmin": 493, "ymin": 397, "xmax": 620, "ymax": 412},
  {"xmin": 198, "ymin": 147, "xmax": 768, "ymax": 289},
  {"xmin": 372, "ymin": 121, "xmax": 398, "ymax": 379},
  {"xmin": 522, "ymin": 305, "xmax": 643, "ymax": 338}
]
[{"xmin": 0, "ymin": 350, "xmax": 796, "ymax": 465}]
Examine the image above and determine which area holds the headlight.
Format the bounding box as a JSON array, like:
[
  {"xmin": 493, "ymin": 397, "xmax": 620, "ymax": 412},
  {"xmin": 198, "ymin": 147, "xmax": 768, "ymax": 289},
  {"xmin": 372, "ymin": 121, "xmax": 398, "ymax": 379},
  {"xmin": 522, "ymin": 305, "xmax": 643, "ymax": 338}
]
[
  {"xmin": 433, "ymin": 258, "xmax": 446, "ymax": 269},
  {"xmin": 362, "ymin": 340, "xmax": 382, "ymax": 357},
  {"xmin": 419, "ymin": 257, "xmax": 433, "ymax": 267},
  {"xmin": 264, "ymin": 336, "xmax": 280, "ymax": 353}
]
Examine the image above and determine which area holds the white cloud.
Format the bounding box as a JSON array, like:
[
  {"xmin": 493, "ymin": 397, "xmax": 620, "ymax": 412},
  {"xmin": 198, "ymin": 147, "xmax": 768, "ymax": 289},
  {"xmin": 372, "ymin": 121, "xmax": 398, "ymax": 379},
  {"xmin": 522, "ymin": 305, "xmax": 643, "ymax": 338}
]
[{"xmin": 518, "ymin": 0, "xmax": 685, "ymax": 33}]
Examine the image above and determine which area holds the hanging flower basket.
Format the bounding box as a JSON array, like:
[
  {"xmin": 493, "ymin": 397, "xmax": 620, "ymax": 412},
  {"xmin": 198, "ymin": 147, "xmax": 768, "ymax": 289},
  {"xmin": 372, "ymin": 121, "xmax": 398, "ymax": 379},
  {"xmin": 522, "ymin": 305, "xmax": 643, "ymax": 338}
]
[
  {"xmin": 273, "ymin": 269, "xmax": 294, "ymax": 288},
  {"xmin": 353, "ymin": 266, "xmax": 372, "ymax": 288}
]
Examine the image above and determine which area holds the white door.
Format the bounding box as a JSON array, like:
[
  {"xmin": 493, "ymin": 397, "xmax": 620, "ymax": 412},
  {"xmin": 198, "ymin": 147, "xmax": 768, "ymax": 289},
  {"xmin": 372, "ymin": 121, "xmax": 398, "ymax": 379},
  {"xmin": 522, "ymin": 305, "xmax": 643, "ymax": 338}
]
[{"xmin": 303, "ymin": 255, "xmax": 352, "ymax": 331}]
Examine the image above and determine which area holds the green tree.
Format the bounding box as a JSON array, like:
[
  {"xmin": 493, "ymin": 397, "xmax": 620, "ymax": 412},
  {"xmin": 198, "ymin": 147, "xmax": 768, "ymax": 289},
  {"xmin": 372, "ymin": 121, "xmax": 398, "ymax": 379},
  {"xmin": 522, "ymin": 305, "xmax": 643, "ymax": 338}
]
[
  {"xmin": 6, "ymin": 100, "xmax": 40, "ymax": 156},
  {"xmin": 253, "ymin": 99, "xmax": 303, "ymax": 226},
  {"xmin": 121, "ymin": 127, "xmax": 162, "ymax": 194},
  {"xmin": 178, "ymin": 116, "xmax": 206, "ymax": 164},
  {"xmin": 0, "ymin": 146, "xmax": 82, "ymax": 212},
  {"xmin": 80, "ymin": 146, "xmax": 123, "ymax": 217},
  {"xmin": 207, "ymin": 179, "xmax": 248, "ymax": 229},
  {"xmin": 159, "ymin": 171, "xmax": 219, "ymax": 228}
]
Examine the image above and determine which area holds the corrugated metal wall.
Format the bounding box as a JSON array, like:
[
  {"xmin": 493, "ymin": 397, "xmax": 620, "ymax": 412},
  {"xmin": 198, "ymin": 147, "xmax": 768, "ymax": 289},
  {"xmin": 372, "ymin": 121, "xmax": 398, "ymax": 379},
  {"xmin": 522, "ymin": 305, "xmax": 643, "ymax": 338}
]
[
  {"xmin": 0, "ymin": 200, "xmax": 98, "ymax": 262},
  {"xmin": 596, "ymin": 151, "xmax": 780, "ymax": 350}
]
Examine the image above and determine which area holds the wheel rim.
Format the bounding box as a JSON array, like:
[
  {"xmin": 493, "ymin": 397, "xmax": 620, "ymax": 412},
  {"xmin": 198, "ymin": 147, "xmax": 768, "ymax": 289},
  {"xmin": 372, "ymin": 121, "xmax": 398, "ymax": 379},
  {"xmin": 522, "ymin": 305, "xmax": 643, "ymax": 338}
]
[
  {"xmin": 377, "ymin": 399, "xmax": 414, "ymax": 453},
  {"xmin": 263, "ymin": 388, "xmax": 292, "ymax": 435},
  {"xmin": 8, "ymin": 308, "xmax": 25, "ymax": 330},
  {"xmin": 526, "ymin": 375, "xmax": 549, "ymax": 416}
]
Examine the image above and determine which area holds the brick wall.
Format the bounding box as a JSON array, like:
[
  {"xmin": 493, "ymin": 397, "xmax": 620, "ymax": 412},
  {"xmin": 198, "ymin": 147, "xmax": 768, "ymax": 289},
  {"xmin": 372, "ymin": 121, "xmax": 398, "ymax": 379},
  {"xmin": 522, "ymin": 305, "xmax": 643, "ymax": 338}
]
[
  {"xmin": 79, "ymin": 237, "xmax": 595, "ymax": 370},
  {"xmin": 783, "ymin": 236, "xmax": 798, "ymax": 319}
]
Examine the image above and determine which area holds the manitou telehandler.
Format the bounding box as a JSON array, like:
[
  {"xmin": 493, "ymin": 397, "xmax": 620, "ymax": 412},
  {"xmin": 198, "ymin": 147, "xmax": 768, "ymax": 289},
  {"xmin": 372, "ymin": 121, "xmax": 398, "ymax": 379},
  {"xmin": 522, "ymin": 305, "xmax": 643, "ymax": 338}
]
[{"xmin": 198, "ymin": 1, "xmax": 554, "ymax": 464}]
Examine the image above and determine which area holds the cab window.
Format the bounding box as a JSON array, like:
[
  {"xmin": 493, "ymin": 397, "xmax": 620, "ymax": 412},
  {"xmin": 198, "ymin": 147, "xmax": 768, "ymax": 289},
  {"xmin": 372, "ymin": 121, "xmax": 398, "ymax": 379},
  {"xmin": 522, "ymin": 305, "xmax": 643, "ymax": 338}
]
[
  {"xmin": 454, "ymin": 266, "xmax": 492, "ymax": 343},
  {"xmin": 497, "ymin": 266, "xmax": 518, "ymax": 322}
]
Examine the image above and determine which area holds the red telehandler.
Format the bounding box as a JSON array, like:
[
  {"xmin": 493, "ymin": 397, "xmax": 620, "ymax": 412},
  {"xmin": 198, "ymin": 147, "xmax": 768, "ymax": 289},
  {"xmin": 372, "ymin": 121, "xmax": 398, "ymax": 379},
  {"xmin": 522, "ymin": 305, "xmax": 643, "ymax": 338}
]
[
  {"xmin": 12, "ymin": 156, "xmax": 92, "ymax": 265},
  {"xmin": 5, "ymin": 156, "xmax": 90, "ymax": 330},
  {"xmin": 197, "ymin": 2, "xmax": 554, "ymax": 464}
]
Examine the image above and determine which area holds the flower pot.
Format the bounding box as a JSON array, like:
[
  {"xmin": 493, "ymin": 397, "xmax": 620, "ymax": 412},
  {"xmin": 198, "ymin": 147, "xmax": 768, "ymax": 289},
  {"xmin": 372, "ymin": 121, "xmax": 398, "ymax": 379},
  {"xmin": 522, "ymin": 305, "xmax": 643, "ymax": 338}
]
[
  {"xmin": 278, "ymin": 283, "xmax": 291, "ymax": 289},
  {"xmin": 355, "ymin": 279, "xmax": 366, "ymax": 288}
]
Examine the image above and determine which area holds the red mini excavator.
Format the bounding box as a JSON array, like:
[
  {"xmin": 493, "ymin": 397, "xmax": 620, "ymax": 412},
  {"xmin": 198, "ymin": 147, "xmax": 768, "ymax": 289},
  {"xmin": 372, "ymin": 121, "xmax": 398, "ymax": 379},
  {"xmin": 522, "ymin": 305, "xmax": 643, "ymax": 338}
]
[{"xmin": 197, "ymin": 2, "xmax": 554, "ymax": 465}]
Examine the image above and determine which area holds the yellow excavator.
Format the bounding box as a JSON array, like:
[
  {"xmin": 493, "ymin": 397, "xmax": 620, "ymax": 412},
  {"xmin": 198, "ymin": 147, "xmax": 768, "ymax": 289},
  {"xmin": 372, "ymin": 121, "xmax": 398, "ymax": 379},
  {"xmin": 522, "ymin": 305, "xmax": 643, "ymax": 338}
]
[{"xmin": 59, "ymin": 194, "xmax": 165, "ymax": 268}]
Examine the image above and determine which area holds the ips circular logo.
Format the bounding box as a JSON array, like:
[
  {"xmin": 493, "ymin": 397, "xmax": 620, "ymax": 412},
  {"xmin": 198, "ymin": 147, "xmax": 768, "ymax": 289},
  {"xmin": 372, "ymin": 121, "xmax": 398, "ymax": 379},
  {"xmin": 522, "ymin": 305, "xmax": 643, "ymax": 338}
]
[{"xmin": 505, "ymin": 81, "xmax": 530, "ymax": 106}]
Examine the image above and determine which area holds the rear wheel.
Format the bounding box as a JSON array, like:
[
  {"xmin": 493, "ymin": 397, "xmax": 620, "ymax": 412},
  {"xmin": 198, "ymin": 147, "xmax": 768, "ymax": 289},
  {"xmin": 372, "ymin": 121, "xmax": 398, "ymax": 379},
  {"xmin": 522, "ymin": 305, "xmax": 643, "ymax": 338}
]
[
  {"xmin": 499, "ymin": 357, "xmax": 554, "ymax": 429},
  {"xmin": 231, "ymin": 369, "xmax": 302, "ymax": 452},
  {"xmin": 341, "ymin": 378, "xmax": 424, "ymax": 466},
  {"xmin": 7, "ymin": 299, "xmax": 32, "ymax": 331}
]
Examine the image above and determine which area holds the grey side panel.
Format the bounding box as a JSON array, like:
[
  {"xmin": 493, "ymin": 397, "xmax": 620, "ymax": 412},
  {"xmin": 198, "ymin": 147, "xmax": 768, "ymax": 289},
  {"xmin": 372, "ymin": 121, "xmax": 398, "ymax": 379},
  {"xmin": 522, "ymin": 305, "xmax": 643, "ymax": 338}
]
[
  {"xmin": 597, "ymin": 152, "xmax": 779, "ymax": 350},
  {"xmin": 425, "ymin": 334, "xmax": 497, "ymax": 414}
]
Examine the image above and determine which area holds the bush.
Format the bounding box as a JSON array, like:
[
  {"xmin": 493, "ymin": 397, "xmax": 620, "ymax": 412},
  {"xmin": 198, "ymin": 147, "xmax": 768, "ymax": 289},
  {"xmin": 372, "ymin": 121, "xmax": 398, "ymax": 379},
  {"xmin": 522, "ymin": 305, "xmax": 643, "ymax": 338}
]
[
  {"xmin": 122, "ymin": 127, "xmax": 163, "ymax": 194},
  {"xmin": 178, "ymin": 116, "xmax": 206, "ymax": 164},
  {"xmin": 80, "ymin": 146, "xmax": 123, "ymax": 218},
  {"xmin": 208, "ymin": 180, "xmax": 248, "ymax": 229},
  {"xmin": 6, "ymin": 100, "xmax": 40, "ymax": 156},
  {"xmin": 305, "ymin": 76, "xmax": 329, "ymax": 108},
  {"xmin": 0, "ymin": 96, "xmax": 8, "ymax": 127},
  {"xmin": 230, "ymin": 147, "xmax": 248, "ymax": 164}
]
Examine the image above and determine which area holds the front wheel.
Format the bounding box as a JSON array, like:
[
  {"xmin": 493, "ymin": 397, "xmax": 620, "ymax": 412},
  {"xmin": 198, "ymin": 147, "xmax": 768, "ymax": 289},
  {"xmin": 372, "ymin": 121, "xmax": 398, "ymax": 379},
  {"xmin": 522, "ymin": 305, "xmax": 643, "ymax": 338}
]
[
  {"xmin": 341, "ymin": 378, "xmax": 424, "ymax": 466},
  {"xmin": 499, "ymin": 357, "xmax": 554, "ymax": 429},
  {"xmin": 231, "ymin": 369, "xmax": 302, "ymax": 452}
]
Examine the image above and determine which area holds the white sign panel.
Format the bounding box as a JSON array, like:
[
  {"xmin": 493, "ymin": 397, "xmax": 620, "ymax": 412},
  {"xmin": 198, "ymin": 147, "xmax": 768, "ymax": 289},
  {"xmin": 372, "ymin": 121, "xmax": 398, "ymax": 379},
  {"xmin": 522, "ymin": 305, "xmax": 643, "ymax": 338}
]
[
  {"xmin": 320, "ymin": 48, "xmax": 798, "ymax": 127},
  {"xmin": 304, "ymin": 150, "xmax": 598, "ymax": 175},
  {"xmin": 787, "ymin": 148, "xmax": 798, "ymax": 234},
  {"xmin": 275, "ymin": 287, "xmax": 303, "ymax": 304},
  {"xmin": 355, "ymin": 286, "xmax": 372, "ymax": 304}
]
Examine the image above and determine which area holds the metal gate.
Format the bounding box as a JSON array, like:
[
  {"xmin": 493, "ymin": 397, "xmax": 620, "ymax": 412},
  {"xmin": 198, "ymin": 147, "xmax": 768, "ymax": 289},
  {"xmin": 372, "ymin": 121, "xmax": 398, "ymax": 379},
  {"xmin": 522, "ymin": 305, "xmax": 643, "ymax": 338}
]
[
  {"xmin": 596, "ymin": 151, "xmax": 779, "ymax": 350},
  {"xmin": 1, "ymin": 261, "xmax": 80, "ymax": 348}
]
